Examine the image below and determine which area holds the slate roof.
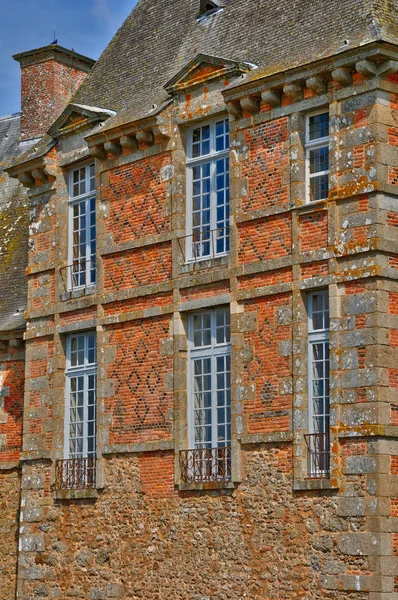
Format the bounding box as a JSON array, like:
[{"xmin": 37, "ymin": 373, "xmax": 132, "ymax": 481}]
[
  {"xmin": 73, "ymin": 0, "xmax": 398, "ymax": 127},
  {"xmin": 0, "ymin": 114, "xmax": 29, "ymax": 332}
]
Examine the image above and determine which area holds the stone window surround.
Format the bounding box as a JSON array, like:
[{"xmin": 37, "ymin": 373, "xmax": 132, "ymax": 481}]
[
  {"xmin": 173, "ymin": 295, "xmax": 240, "ymax": 490},
  {"xmin": 292, "ymin": 285, "xmax": 339, "ymax": 491}
]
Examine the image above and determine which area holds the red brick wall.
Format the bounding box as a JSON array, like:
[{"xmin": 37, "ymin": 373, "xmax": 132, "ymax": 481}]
[
  {"xmin": 138, "ymin": 451, "xmax": 175, "ymax": 498},
  {"xmin": 103, "ymin": 244, "xmax": 172, "ymax": 293},
  {"xmin": 241, "ymin": 118, "xmax": 289, "ymax": 212},
  {"xmin": 0, "ymin": 357, "xmax": 24, "ymax": 464},
  {"xmin": 103, "ymin": 154, "xmax": 171, "ymax": 245},
  {"xmin": 105, "ymin": 316, "xmax": 173, "ymax": 444},
  {"xmin": 243, "ymin": 295, "xmax": 292, "ymax": 434},
  {"xmin": 299, "ymin": 212, "xmax": 328, "ymax": 253},
  {"xmin": 238, "ymin": 215, "xmax": 292, "ymax": 264}
]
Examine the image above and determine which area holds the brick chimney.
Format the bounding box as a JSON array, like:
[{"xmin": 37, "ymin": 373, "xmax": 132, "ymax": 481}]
[{"xmin": 13, "ymin": 45, "xmax": 95, "ymax": 141}]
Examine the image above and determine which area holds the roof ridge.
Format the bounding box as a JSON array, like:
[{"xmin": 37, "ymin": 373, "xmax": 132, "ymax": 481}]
[{"xmin": 0, "ymin": 113, "xmax": 20, "ymax": 122}]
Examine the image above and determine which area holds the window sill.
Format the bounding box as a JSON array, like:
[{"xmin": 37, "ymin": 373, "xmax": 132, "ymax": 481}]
[
  {"xmin": 293, "ymin": 478, "xmax": 336, "ymax": 491},
  {"xmin": 179, "ymin": 254, "xmax": 230, "ymax": 274},
  {"xmin": 54, "ymin": 488, "xmax": 98, "ymax": 500},
  {"xmin": 179, "ymin": 480, "xmax": 236, "ymax": 492},
  {"xmin": 60, "ymin": 285, "xmax": 96, "ymax": 302}
]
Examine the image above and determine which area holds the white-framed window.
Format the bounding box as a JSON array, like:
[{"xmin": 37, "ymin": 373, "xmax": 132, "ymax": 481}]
[
  {"xmin": 305, "ymin": 111, "xmax": 329, "ymax": 202},
  {"xmin": 186, "ymin": 118, "xmax": 230, "ymax": 261},
  {"xmin": 68, "ymin": 163, "xmax": 96, "ymax": 289},
  {"xmin": 183, "ymin": 308, "xmax": 231, "ymax": 483},
  {"xmin": 307, "ymin": 290, "xmax": 330, "ymax": 477},
  {"xmin": 188, "ymin": 308, "xmax": 231, "ymax": 449},
  {"xmin": 64, "ymin": 331, "xmax": 97, "ymax": 460}
]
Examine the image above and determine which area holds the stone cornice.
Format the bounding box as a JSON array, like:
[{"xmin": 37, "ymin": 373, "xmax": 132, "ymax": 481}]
[{"xmin": 223, "ymin": 42, "xmax": 398, "ymax": 119}]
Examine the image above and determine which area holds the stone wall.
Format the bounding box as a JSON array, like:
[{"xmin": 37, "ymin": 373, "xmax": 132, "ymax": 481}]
[{"xmin": 9, "ymin": 44, "xmax": 398, "ymax": 600}]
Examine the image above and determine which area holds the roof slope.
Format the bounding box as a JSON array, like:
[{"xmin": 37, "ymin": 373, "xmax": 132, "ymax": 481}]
[
  {"xmin": 0, "ymin": 114, "xmax": 28, "ymax": 332},
  {"xmin": 73, "ymin": 0, "xmax": 398, "ymax": 122}
]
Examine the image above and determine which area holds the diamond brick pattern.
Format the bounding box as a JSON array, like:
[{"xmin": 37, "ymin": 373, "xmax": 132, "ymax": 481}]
[
  {"xmin": 241, "ymin": 118, "xmax": 289, "ymax": 212},
  {"xmin": 104, "ymin": 154, "xmax": 170, "ymax": 245},
  {"xmin": 104, "ymin": 243, "xmax": 172, "ymax": 292},
  {"xmin": 243, "ymin": 297, "xmax": 292, "ymax": 433},
  {"xmin": 238, "ymin": 215, "xmax": 292, "ymax": 264},
  {"xmin": 106, "ymin": 316, "xmax": 173, "ymax": 443}
]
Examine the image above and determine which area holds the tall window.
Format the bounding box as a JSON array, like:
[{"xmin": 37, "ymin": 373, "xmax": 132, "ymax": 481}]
[
  {"xmin": 186, "ymin": 118, "xmax": 230, "ymax": 261},
  {"xmin": 68, "ymin": 163, "xmax": 96, "ymax": 289},
  {"xmin": 306, "ymin": 290, "xmax": 330, "ymax": 477},
  {"xmin": 181, "ymin": 308, "xmax": 231, "ymax": 483},
  {"xmin": 60, "ymin": 332, "xmax": 97, "ymax": 489},
  {"xmin": 306, "ymin": 111, "xmax": 329, "ymax": 202}
]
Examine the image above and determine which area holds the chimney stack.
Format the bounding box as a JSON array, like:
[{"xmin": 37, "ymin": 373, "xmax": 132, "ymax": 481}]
[{"xmin": 13, "ymin": 45, "xmax": 95, "ymax": 141}]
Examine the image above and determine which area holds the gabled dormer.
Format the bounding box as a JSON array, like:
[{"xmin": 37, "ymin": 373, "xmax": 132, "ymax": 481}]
[
  {"xmin": 47, "ymin": 103, "xmax": 116, "ymax": 138},
  {"xmin": 164, "ymin": 54, "xmax": 252, "ymax": 95}
]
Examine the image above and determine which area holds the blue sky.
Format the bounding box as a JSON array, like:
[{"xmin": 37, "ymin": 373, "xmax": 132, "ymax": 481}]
[{"xmin": 0, "ymin": 0, "xmax": 137, "ymax": 116}]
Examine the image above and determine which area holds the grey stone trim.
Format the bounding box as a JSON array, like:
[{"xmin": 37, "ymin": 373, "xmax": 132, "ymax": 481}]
[
  {"xmin": 102, "ymin": 281, "xmax": 173, "ymax": 305},
  {"xmin": 236, "ymin": 256, "xmax": 292, "ymax": 278},
  {"xmin": 176, "ymin": 268, "xmax": 232, "ymax": 289},
  {"xmin": 239, "ymin": 431, "xmax": 293, "ymax": 445},
  {"xmin": 54, "ymin": 488, "xmax": 98, "ymax": 501},
  {"xmin": 179, "ymin": 481, "xmax": 236, "ymax": 492},
  {"xmin": 102, "ymin": 232, "xmax": 173, "ymax": 256},
  {"xmin": 102, "ymin": 440, "xmax": 174, "ymax": 455},
  {"xmin": 57, "ymin": 294, "xmax": 97, "ymax": 314},
  {"xmin": 57, "ymin": 319, "xmax": 97, "ymax": 334},
  {"xmin": 24, "ymin": 328, "xmax": 55, "ymax": 341},
  {"xmin": 237, "ymin": 282, "xmax": 292, "ymax": 301},
  {"xmin": 293, "ymin": 479, "xmax": 336, "ymax": 491},
  {"xmin": 178, "ymin": 293, "xmax": 231, "ymax": 312},
  {"xmin": 0, "ymin": 461, "xmax": 20, "ymax": 471},
  {"xmin": 26, "ymin": 262, "xmax": 56, "ymax": 276},
  {"xmin": 57, "ymin": 148, "xmax": 92, "ymax": 168},
  {"xmin": 99, "ymin": 304, "xmax": 174, "ymax": 327}
]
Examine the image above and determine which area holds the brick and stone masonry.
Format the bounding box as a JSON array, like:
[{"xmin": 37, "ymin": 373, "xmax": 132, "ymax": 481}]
[{"xmin": 2, "ymin": 4, "xmax": 398, "ymax": 599}]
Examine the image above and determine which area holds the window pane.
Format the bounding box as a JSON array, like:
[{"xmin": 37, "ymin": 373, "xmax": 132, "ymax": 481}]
[{"xmin": 309, "ymin": 113, "xmax": 329, "ymax": 140}]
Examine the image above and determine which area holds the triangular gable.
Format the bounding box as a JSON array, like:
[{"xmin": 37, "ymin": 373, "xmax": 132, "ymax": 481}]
[
  {"xmin": 164, "ymin": 54, "xmax": 253, "ymax": 94},
  {"xmin": 48, "ymin": 103, "xmax": 116, "ymax": 138}
]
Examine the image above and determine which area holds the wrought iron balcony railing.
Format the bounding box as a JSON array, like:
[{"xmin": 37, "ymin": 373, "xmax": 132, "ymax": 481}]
[
  {"xmin": 55, "ymin": 457, "xmax": 96, "ymax": 490},
  {"xmin": 180, "ymin": 446, "xmax": 231, "ymax": 484},
  {"xmin": 304, "ymin": 433, "xmax": 330, "ymax": 479},
  {"xmin": 178, "ymin": 227, "xmax": 230, "ymax": 265},
  {"xmin": 61, "ymin": 258, "xmax": 96, "ymax": 291}
]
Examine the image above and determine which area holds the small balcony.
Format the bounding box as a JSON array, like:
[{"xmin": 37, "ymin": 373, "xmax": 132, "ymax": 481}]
[
  {"xmin": 179, "ymin": 446, "xmax": 231, "ymax": 484},
  {"xmin": 178, "ymin": 227, "xmax": 230, "ymax": 266},
  {"xmin": 55, "ymin": 457, "xmax": 96, "ymax": 490},
  {"xmin": 304, "ymin": 433, "xmax": 330, "ymax": 479},
  {"xmin": 61, "ymin": 258, "xmax": 96, "ymax": 293}
]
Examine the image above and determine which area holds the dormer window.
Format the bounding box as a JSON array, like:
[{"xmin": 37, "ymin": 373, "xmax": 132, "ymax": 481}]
[{"xmin": 198, "ymin": 0, "xmax": 223, "ymax": 20}]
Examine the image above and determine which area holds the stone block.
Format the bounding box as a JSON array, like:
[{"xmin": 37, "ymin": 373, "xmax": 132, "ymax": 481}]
[
  {"xmin": 345, "ymin": 456, "xmax": 376, "ymax": 475},
  {"xmin": 106, "ymin": 583, "xmax": 125, "ymax": 598},
  {"xmin": 20, "ymin": 535, "xmax": 44, "ymax": 553}
]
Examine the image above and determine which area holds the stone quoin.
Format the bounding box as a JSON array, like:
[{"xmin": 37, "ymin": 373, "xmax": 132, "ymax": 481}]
[{"xmin": 0, "ymin": 0, "xmax": 398, "ymax": 598}]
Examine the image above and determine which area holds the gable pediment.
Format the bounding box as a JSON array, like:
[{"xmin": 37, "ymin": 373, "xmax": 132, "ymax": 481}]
[
  {"xmin": 48, "ymin": 103, "xmax": 116, "ymax": 138},
  {"xmin": 164, "ymin": 54, "xmax": 253, "ymax": 94}
]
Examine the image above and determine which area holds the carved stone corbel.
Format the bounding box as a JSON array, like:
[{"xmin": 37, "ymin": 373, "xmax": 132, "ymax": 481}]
[
  {"xmin": 89, "ymin": 145, "xmax": 106, "ymax": 160},
  {"xmin": 355, "ymin": 60, "xmax": 378, "ymax": 78},
  {"xmin": 283, "ymin": 82, "xmax": 303, "ymax": 102},
  {"xmin": 306, "ymin": 76, "xmax": 327, "ymax": 95},
  {"xmin": 18, "ymin": 172, "xmax": 35, "ymax": 187},
  {"xmin": 261, "ymin": 90, "xmax": 281, "ymax": 107},
  {"xmin": 378, "ymin": 60, "xmax": 398, "ymax": 78},
  {"xmin": 120, "ymin": 135, "xmax": 139, "ymax": 152},
  {"xmin": 31, "ymin": 169, "xmax": 48, "ymax": 185},
  {"xmin": 240, "ymin": 95, "xmax": 260, "ymax": 115},
  {"xmin": 226, "ymin": 101, "xmax": 242, "ymax": 119},
  {"xmin": 104, "ymin": 141, "xmax": 122, "ymax": 157},
  {"xmin": 136, "ymin": 130, "xmax": 154, "ymax": 145},
  {"xmin": 331, "ymin": 67, "xmax": 352, "ymax": 86}
]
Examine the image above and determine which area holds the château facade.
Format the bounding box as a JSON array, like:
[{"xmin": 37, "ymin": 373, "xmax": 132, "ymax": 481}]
[{"xmin": 0, "ymin": 1, "xmax": 398, "ymax": 598}]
